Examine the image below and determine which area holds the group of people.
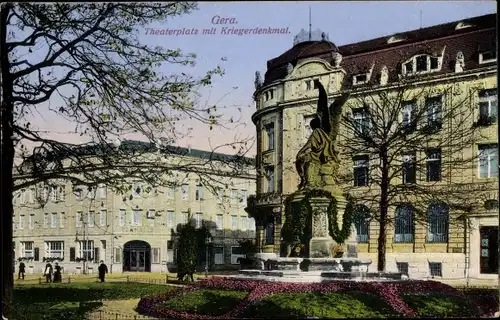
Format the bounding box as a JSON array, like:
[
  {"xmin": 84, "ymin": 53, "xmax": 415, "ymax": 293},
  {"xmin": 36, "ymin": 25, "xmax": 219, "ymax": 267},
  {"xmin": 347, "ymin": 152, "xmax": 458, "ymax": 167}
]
[
  {"xmin": 43, "ymin": 262, "xmax": 62, "ymax": 283},
  {"xmin": 17, "ymin": 260, "xmax": 108, "ymax": 283}
]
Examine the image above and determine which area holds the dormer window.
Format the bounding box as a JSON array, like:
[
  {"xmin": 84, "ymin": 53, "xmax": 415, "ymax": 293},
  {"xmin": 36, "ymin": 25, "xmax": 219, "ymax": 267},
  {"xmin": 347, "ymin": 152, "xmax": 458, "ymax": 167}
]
[
  {"xmin": 269, "ymin": 89, "xmax": 274, "ymax": 99},
  {"xmin": 305, "ymin": 80, "xmax": 312, "ymax": 90},
  {"xmin": 455, "ymin": 22, "xmax": 473, "ymax": 30},
  {"xmin": 479, "ymin": 51, "xmax": 497, "ymax": 64},
  {"xmin": 402, "ymin": 54, "xmax": 441, "ymax": 75},
  {"xmin": 353, "ymin": 74, "xmax": 368, "ymax": 86},
  {"xmin": 387, "ymin": 36, "xmax": 405, "ymax": 44},
  {"xmin": 265, "ymin": 92, "xmax": 269, "ymax": 101}
]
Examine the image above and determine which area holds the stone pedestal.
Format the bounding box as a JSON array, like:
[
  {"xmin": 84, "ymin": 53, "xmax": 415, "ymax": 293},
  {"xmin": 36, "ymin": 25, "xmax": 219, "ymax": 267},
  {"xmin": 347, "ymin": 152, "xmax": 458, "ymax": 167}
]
[{"xmin": 309, "ymin": 197, "xmax": 335, "ymax": 258}]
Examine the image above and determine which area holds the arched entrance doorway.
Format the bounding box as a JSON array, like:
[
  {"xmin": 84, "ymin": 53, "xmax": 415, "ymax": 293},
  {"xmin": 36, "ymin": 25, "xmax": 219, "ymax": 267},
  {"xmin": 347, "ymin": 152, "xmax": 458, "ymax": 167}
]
[{"xmin": 123, "ymin": 240, "xmax": 151, "ymax": 272}]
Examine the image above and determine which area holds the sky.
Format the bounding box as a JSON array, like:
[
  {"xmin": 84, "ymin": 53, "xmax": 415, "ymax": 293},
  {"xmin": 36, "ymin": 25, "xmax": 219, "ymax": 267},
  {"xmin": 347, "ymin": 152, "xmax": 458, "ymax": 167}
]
[{"xmin": 24, "ymin": 1, "xmax": 496, "ymax": 157}]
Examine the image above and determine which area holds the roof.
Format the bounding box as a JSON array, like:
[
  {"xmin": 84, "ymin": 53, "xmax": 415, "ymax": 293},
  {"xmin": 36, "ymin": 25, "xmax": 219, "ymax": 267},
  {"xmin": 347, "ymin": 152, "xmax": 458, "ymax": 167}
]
[
  {"xmin": 28, "ymin": 140, "xmax": 256, "ymax": 166},
  {"xmin": 262, "ymin": 13, "xmax": 496, "ymax": 87}
]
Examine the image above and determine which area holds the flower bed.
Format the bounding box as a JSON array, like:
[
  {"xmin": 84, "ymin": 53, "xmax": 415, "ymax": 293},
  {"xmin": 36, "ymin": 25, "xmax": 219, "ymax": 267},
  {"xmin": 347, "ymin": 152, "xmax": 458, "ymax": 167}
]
[{"xmin": 137, "ymin": 278, "xmax": 494, "ymax": 319}]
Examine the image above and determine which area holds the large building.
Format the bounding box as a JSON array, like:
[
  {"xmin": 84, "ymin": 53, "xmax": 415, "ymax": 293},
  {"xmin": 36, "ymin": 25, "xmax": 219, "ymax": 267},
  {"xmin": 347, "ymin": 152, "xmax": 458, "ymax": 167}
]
[
  {"xmin": 13, "ymin": 141, "xmax": 256, "ymax": 274},
  {"xmin": 248, "ymin": 14, "xmax": 497, "ymax": 280}
]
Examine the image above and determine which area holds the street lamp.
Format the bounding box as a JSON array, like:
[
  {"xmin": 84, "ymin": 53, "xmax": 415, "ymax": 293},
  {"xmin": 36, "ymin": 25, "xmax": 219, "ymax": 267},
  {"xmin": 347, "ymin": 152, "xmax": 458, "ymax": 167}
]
[{"xmin": 204, "ymin": 235, "xmax": 212, "ymax": 278}]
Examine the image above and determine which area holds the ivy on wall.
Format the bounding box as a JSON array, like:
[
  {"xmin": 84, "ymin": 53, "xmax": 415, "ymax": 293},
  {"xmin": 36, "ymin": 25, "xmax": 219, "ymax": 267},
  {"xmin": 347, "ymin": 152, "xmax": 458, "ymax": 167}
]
[{"xmin": 281, "ymin": 189, "xmax": 356, "ymax": 245}]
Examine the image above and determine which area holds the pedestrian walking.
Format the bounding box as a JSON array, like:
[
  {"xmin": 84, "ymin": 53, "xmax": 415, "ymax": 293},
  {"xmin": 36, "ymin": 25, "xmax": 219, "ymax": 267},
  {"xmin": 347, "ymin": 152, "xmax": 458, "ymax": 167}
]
[
  {"xmin": 44, "ymin": 262, "xmax": 53, "ymax": 283},
  {"xmin": 18, "ymin": 261, "xmax": 25, "ymax": 280},
  {"xmin": 98, "ymin": 260, "xmax": 108, "ymax": 282}
]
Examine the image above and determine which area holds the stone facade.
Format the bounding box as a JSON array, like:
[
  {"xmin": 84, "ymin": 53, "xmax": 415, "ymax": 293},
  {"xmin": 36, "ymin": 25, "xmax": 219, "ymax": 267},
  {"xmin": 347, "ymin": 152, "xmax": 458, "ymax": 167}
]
[
  {"xmin": 13, "ymin": 145, "xmax": 256, "ymax": 274},
  {"xmin": 249, "ymin": 14, "xmax": 498, "ymax": 280}
]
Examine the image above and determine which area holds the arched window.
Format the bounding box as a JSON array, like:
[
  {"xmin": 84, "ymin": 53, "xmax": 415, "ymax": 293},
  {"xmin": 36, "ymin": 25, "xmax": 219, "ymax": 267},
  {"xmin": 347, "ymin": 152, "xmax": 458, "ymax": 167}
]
[
  {"xmin": 394, "ymin": 204, "xmax": 414, "ymax": 243},
  {"xmin": 354, "ymin": 205, "xmax": 370, "ymax": 243},
  {"xmin": 427, "ymin": 203, "xmax": 449, "ymax": 243}
]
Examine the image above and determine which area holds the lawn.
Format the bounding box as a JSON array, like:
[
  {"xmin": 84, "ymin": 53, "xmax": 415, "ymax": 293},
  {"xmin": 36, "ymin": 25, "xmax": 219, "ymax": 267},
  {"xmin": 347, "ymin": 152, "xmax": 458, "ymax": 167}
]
[
  {"xmin": 137, "ymin": 278, "xmax": 499, "ymax": 319},
  {"xmin": 162, "ymin": 289, "xmax": 248, "ymax": 316},
  {"xmin": 13, "ymin": 282, "xmax": 174, "ymax": 320}
]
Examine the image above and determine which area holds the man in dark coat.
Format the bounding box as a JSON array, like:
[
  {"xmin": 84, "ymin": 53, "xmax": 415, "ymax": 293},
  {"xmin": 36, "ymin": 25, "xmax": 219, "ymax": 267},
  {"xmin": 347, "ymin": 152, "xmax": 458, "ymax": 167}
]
[
  {"xmin": 18, "ymin": 261, "xmax": 26, "ymax": 280},
  {"xmin": 44, "ymin": 262, "xmax": 53, "ymax": 283},
  {"xmin": 98, "ymin": 260, "xmax": 108, "ymax": 282}
]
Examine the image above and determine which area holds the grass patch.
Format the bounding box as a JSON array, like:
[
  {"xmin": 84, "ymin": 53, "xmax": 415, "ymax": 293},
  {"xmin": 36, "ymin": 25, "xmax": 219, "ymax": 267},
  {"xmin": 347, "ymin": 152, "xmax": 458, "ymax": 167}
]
[
  {"xmin": 402, "ymin": 293, "xmax": 480, "ymax": 317},
  {"xmin": 243, "ymin": 292, "xmax": 397, "ymax": 318},
  {"xmin": 13, "ymin": 282, "xmax": 173, "ymax": 320},
  {"xmin": 161, "ymin": 289, "xmax": 248, "ymax": 316}
]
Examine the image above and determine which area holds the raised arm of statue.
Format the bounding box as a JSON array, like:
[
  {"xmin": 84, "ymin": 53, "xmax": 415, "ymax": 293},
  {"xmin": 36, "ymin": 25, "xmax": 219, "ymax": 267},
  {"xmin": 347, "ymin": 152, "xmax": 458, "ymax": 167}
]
[{"xmin": 313, "ymin": 79, "xmax": 331, "ymax": 134}]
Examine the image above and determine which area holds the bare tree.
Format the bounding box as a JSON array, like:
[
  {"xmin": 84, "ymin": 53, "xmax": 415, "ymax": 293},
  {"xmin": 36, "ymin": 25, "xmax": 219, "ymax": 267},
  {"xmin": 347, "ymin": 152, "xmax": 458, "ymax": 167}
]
[
  {"xmin": 1, "ymin": 3, "xmax": 253, "ymax": 316},
  {"xmin": 338, "ymin": 78, "xmax": 492, "ymax": 272}
]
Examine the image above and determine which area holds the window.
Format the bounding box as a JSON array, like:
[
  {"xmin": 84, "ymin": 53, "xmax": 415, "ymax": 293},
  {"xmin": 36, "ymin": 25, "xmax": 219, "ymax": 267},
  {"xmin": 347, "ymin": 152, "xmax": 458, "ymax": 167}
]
[
  {"xmin": 195, "ymin": 212, "xmax": 203, "ymax": 229},
  {"xmin": 305, "ymin": 80, "xmax": 312, "ymax": 90},
  {"xmin": 133, "ymin": 184, "xmax": 142, "ymax": 195},
  {"xmin": 403, "ymin": 55, "xmax": 440, "ymax": 75},
  {"xmin": 43, "ymin": 213, "xmax": 49, "ymax": 228},
  {"xmin": 20, "ymin": 189, "xmax": 26, "ymax": 204},
  {"xmin": 21, "ymin": 241, "xmax": 34, "ymax": 258},
  {"xmin": 216, "ymin": 214, "xmax": 223, "ymax": 230},
  {"xmin": 75, "ymin": 187, "xmax": 83, "ymax": 201},
  {"xmin": 241, "ymin": 216, "xmax": 248, "ymax": 231},
  {"xmin": 100, "ymin": 209, "xmax": 107, "ymax": 227},
  {"xmin": 87, "ymin": 211, "xmax": 95, "ymax": 227},
  {"xmin": 240, "ymin": 190, "xmax": 247, "ymax": 203},
  {"xmin": 45, "ymin": 241, "xmax": 64, "ymax": 258},
  {"xmin": 119, "ymin": 209, "xmax": 126, "ymax": 226},
  {"xmin": 77, "ymin": 240, "xmax": 94, "ymax": 260},
  {"xmin": 396, "ymin": 262, "xmax": 409, "ymax": 276},
  {"xmin": 18, "ymin": 215, "xmax": 24, "ymax": 229},
  {"xmin": 394, "ymin": 204, "xmax": 414, "ymax": 243},
  {"xmin": 231, "ymin": 246, "xmax": 246, "ymax": 265},
  {"xmin": 50, "ymin": 186, "xmax": 58, "ymax": 202},
  {"xmin": 58, "ymin": 185, "xmax": 65, "ymax": 202},
  {"xmin": 195, "ymin": 185, "xmax": 204, "ymax": 201},
  {"xmin": 51, "ymin": 213, "xmax": 57, "ymax": 228},
  {"xmin": 353, "ymin": 74, "xmax": 368, "ymax": 85},
  {"xmin": 152, "ymin": 248, "xmax": 160, "ymax": 264},
  {"xmin": 402, "ymin": 153, "xmax": 416, "ymax": 184},
  {"xmin": 132, "ymin": 209, "xmax": 142, "ymax": 226},
  {"xmin": 354, "ymin": 206, "xmax": 370, "ymax": 243},
  {"xmin": 429, "ymin": 262, "xmax": 442, "ymax": 278},
  {"xmin": 265, "ymin": 92, "xmax": 269, "ymax": 101},
  {"xmin": 167, "ymin": 241, "xmax": 174, "ymax": 263},
  {"xmin": 217, "ymin": 188, "xmax": 223, "ymax": 202},
  {"xmin": 181, "ymin": 184, "xmax": 189, "ymax": 201},
  {"xmin": 179, "ymin": 211, "xmax": 188, "ymax": 225},
  {"xmin": 478, "ymin": 144, "xmax": 498, "ymax": 178},
  {"xmin": 167, "ymin": 210, "xmax": 174, "ymax": 228},
  {"xmin": 167, "ymin": 186, "xmax": 175, "ymax": 198},
  {"xmin": 425, "ymin": 149, "xmax": 442, "ymax": 182},
  {"xmin": 28, "ymin": 188, "xmax": 34, "ymax": 203},
  {"xmin": 98, "ymin": 184, "xmax": 107, "ymax": 199},
  {"xmin": 214, "ymin": 247, "xmax": 224, "ymax": 265},
  {"xmin": 266, "ymin": 166, "xmax": 275, "ymax": 193},
  {"xmin": 401, "ymin": 100, "xmax": 416, "ymax": 131},
  {"xmin": 265, "ymin": 216, "xmax": 275, "ymax": 245},
  {"xmin": 76, "ymin": 211, "xmax": 83, "ymax": 228},
  {"xmin": 28, "ymin": 214, "xmax": 34, "ymax": 230},
  {"xmin": 114, "ymin": 247, "xmax": 122, "ymax": 263},
  {"xmin": 478, "ymin": 89, "xmax": 497, "ymax": 124},
  {"xmin": 352, "ymin": 108, "xmax": 370, "ymax": 134},
  {"xmin": 484, "ymin": 199, "xmax": 499, "ymax": 210},
  {"xmin": 353, "ymin": 155, "xmax": 369, "ymax": 187},
  {"xmin": 231, "ymin": 189, "xmax": 237, "ymax": 202},
  {"xmin": 270, "ymin": 89, "xmax": 274, "ymax": 99},
  {"xmin": 249, "ymin": 218, "xmax": 256, "ymax": 231},
  {"xmin": 479, "ymin": 51, "xmax": 497, "ymax": 64},
  {"xmin": 231, "ymin": 215, "xmax": 238, "ymax": 231},
  {"xmin": 87, "ymin": 186, "xmax": 96, "ymax": 199},
  {"xmin": 427, "ymin": 203, "xmax": 449, "ymax": 243},
  {"xmin": 59, "ymin": 212, "xmax": 64, "ymax": 228},
  {"xmin": 416, "ymin": 55, "xmax": 428, "ymax": 72},
  {"xmin": 425, "ymin": 96, "xmax": 442, "ymax": 127},
  {"xmin": 265, "ymin": 124, "xmax": 275, "ymax": 151},
  {"xmin": 147, "ymin": 209, "xmax": 155, "ymax": 219}
]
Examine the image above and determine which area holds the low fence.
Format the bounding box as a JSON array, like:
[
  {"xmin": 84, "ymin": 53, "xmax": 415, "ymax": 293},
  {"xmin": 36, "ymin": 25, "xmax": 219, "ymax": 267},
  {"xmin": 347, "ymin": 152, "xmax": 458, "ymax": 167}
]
[
  {"xmin": 86, "ymin": 310, "xmax": 157, "ymax": 320},
  {"xmin": 16, "ymin": 274, "xmax": 216, "ymax": 286}
]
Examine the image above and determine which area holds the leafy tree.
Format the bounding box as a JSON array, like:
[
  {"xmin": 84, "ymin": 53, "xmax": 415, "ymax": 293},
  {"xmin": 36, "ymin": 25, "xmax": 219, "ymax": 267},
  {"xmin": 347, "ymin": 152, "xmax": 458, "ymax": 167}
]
[
  {"xmin": 338, "ymin": 79, "xmax": 492, "ymax": 271},
  {"xmin": 238, "ymin": 239, "xmax": 258, "ymax": 255},
  {"xmin": 176, "ymin": 220, "xmax": 198, "ymax": 282},
  {"xmin": 1, "ymin": 3, "xmax": 252, "ymax": 316}
]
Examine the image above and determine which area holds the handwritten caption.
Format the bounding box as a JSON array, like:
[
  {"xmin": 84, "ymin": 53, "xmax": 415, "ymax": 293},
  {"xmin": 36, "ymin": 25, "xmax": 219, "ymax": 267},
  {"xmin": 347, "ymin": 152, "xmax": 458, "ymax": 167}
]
[{"xmin": 146, "ymin": 15, "xmax": 291, "ymax": 36}]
